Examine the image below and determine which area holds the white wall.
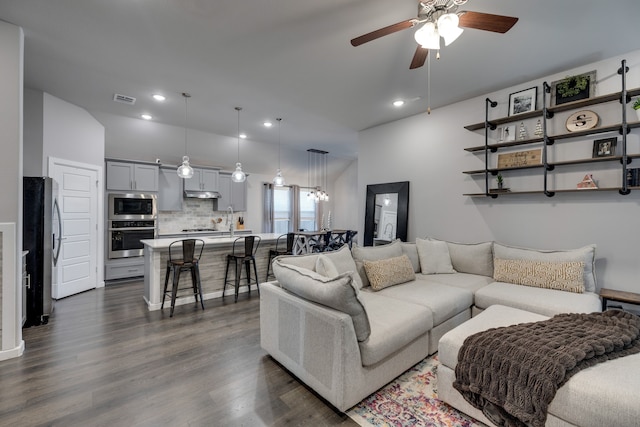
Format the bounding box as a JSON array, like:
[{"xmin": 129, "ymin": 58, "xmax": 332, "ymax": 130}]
[
  {"xmin": 359, "ymin": 49, "xmax": 640, "ymax": 293},
  {"xmin": 42, "ymin": 93, "xmax": 105, "ymax": 172},
  {"xmin": 0, "ymin": 20, "xmax": 24, "ymax": 359}
]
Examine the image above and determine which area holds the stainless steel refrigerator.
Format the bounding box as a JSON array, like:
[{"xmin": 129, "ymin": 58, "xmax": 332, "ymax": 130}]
[{"xmin": 23, "ymin": 177, "xmax": 61, "ymax": 327}]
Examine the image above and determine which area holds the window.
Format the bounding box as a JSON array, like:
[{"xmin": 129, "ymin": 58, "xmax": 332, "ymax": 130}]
[
  {"xmin": 264, "ymin": 184, "xmax": 319, "ymax": 232},
  {"xmin": 298, "ymin": 187, "xmax": 317, "ymax": 231},
  {"xmin": 273, "ymin": 186, "xmax": 291, "ymax": 234}
]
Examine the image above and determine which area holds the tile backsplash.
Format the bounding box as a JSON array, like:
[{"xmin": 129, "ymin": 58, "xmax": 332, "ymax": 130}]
[{"xmin": 157, "ymin": 199, "xmax": 242, "ymax": 233}]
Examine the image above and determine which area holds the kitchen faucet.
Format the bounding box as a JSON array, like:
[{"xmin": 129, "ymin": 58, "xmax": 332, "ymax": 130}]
[{"xmin": 227, "ymin": 206, "xmax": 234, "ymax": 238}]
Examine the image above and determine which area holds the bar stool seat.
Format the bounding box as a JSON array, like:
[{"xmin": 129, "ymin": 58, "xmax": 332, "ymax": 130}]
[
  {"xmin": 266, "ymin": 233, "xmax": 296, "ymax": 281},
  {"xmin": 162, "ymin": 239, "xmax": 205, "ymax": 317},
  {"xmin": 223, "ymin": 235, "xmax": 261, "ymax": 302}
]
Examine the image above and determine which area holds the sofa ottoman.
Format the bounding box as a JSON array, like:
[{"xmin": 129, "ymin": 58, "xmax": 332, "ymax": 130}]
[{"xmin": 438, "ymin": 305, "xmax": 640, "ymax": 427}]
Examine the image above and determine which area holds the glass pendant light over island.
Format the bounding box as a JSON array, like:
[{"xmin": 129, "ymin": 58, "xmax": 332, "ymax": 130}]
[
  {"xmin": 177, "ymin": 92, "xmax": 194, "ymax": 179},
  {"xmin": 231, "ymin": 107, "xmax": 246, "ymax": 183}
]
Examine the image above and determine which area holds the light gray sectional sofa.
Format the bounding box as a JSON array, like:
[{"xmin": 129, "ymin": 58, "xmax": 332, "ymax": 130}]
[{"xmin": 259, "ymin": 238, "xmax": 602, "ymax": 412}]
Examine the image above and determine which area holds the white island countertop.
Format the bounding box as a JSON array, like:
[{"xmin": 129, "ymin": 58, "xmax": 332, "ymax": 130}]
[
  {"xmin": 142, "ymin": 233, "xmax": 282, "ymax": 311},
  {"xmin": 141, "ymin": 233, "xmax": 281, "ymax": 250}
]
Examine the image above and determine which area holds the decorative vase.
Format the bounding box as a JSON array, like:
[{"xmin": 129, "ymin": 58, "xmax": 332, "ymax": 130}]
[
  {"xmin": 498, "ymin": 182, "xmax": 504, "ymax": 190},
  {"xmin": 635, "ymin": 108, "xmax": 640, "ymax": 122}
]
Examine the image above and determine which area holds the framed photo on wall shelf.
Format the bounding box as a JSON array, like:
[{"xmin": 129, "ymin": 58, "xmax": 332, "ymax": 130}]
[
  {"xmin": 497, "ymin": 125, "xmax": 516, "ymax": 142},
  {"xmin": 592, "ymin": 137, "xmax": 617, "ymax": 158},
  {"xmin": 551, "ymin": 70, "xmax": 596, "ymax": 106},
  {"xmin": 508, "ymin": 87, "xmax": 537, "ymax": 116}
]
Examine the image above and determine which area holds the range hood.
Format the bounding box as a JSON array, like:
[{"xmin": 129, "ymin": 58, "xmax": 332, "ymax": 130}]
[{"xmin": 184, "ymin": 190, "xmax": 221, "ymax": 199}]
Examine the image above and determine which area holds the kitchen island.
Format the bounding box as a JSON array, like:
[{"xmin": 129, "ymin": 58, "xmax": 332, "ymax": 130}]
[{"xmin": 141, "ymin": 233, "xmax": 281, "ymax": 311}]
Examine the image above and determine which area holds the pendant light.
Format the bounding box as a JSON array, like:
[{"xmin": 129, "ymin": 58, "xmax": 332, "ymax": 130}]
[
  {"xmin": 177, "ymin": 92, "xmax": 194, "ymax": 179},
  {"xmin": 273, "ymin": 118, "xmax": 285, "ymax": 186},
  {"xmin": 231, "ymin": 107, "xmax": 246, "ymax": 183}
]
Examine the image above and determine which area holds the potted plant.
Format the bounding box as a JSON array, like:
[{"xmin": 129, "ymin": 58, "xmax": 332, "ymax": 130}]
[
  {"xmin": 633, "ymin": 97, "xmax": 640, "ymax": 121},
  {"xmin": 496, "ymin": 173, "xmax": 504, "ymax": 190}
]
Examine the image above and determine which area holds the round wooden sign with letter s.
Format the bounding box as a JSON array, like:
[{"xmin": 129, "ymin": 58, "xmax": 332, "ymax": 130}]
[{"xmin": 565, "ymin": 110, "xmax": 599, "ymax": 132}]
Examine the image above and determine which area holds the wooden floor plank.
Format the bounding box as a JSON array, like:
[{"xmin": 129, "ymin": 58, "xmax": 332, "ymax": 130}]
[{"xmin": 0, "ymin": 281, "xmax": 357, "ymax": 426}]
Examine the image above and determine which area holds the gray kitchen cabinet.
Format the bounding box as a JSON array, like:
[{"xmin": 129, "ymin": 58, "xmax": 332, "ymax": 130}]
[
  {"xmin": 217, "ymin": 173, "xmax": 247, "ymax": 212},
  {"xmin": 184, "ymin": 168, "xmax": 219, "ymax": 192},
  {"xmin": 158, "ymin": 166, "xmax": 183, "ymax": 211},
  {"xmin": 106, "ymin": 160, "xmax": 158, "ymax": 192}
]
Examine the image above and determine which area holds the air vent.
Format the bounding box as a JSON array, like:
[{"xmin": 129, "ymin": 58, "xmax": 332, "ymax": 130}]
[{"xmin": 113, "ymin": 93, "xmax": 136, "ymax": 105}]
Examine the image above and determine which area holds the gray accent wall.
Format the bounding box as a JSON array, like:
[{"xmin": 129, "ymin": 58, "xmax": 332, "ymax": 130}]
[{"xmin": 358, "ymin": 49, "xmax": 640, "ymax": 294}]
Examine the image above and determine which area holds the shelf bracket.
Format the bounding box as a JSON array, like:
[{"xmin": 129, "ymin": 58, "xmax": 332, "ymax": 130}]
[
  {"xmin": 619, "ymin": 188, "xmax": 631, "ymax": 195},
  {"xmin": 618, "ymin": 126, "xmax": 631, "ymax": 135},
  {"xmin": 489, "ymin": 194, "xmax": 498, "ymax": 199},
  {"xmin": 490, "ymin": 147, "xmax": 498, "ymax": 153},
  {"xmin": 544, "ymin": 191, "xmax": 555, "ymax": 197},
  {"xmin": 619, "ymin": 157, "xmax": 632, "ymax": 165},
  {"xmin": 545, "ymin": 165, "xmax": 555, "ymax": 171},
  {"xmin": 545, "ymin": 110, "xmax": 554, "ymax": 119}
]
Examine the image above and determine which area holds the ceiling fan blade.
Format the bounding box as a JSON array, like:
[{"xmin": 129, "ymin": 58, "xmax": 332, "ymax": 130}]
[
  {"xmin": 351, "ymin": 19, "xmax": 415, "ymax": 47},
  {"xmin": 458, "ymin": 11, "xmax": 519, "ymax": 33},
  {"xmin": 409, "ymin": 46, "xmax": 429, "ymax": 69}
]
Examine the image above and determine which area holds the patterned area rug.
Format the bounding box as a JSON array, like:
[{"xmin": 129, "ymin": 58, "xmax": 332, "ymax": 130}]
[{"xmin": 346, "ymin": 355, "xmax": 485, "ymax": 427}]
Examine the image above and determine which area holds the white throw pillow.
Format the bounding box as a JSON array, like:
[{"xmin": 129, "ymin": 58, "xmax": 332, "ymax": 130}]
[
  {"xmin": 315, "ymin": 254, "xmax": 340, "ymax": 278},
  {"xmin": 416, "ymin": 238, "xmax": 456, "ymax": 274}
]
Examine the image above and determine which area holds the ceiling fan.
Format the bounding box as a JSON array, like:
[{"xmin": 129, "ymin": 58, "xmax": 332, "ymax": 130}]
[{"xmin": 351, "ymin": 0, "xmax": 518, "ymax": 69}]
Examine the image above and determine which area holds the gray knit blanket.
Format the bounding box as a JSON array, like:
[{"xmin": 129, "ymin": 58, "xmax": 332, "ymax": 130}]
[{"xmin": 453, "ymin": 310, "xmax": 640, "ymax": 427}]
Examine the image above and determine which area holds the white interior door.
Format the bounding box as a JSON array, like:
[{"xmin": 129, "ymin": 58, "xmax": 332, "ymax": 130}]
[{"xmin": 49, "ymin": 160, "xmax": 99, "ymax": 299}]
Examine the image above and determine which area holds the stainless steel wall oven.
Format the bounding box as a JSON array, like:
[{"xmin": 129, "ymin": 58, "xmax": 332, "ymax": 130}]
[{"xmin": 108, "ymin": 194, "xmax": 157, "ymax": 259}]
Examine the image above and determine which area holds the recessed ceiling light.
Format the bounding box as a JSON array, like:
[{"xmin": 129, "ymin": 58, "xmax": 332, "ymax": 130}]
[
  {"xmin": 239, "ymin": 133, "xmax": 247, "ymax": 139},
  {"xmin": 152, "ymin": 94, "xmax": 166, "ymax": 101},
  {"xmin": 392, "ymin": 100, "xmax": 405, "ymax": 107},
  {"xmin": 263, "ymin": 121, "xmax": 273, "ymax": 128},
  {"xmin": 141, "ymin": 114, "xmax": 153, "ymax": 120}
]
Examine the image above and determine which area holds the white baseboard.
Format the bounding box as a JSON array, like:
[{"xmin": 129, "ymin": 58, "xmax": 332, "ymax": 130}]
[{"xmin": 0, "ymin": 340, "xmax": 24, "ymax": 361}]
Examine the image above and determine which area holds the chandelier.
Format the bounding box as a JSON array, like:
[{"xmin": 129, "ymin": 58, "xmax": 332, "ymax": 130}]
[{"xmin": 306, "ymin": 149, "xmax": 329, "ymax": 203}]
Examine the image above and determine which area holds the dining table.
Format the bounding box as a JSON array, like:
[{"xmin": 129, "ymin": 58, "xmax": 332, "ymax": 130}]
[{"xmin": 292, "ymin": 229, "xmax": 350, "ymax": 254}]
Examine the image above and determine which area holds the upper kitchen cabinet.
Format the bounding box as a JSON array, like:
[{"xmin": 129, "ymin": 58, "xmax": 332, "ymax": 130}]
[
  {"xmin": 184, "ymin": 168, "xmax": 219, "ymax": 192},
  {"xmin": 217, "ymin": 173, "xmax": 247, "ymax": 212},
  {"xmin": 158, "ymin": 166, "xmax": 183, "ymax": 211},
  {"xmin": 106, "ymin": 160, "xmax": 158, "ymax": 192}
]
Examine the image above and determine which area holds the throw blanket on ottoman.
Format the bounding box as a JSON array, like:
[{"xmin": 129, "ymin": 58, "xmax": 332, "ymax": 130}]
[{"xmin": 453, "ymin": 310, "xmax": 640, "ymax": 427}]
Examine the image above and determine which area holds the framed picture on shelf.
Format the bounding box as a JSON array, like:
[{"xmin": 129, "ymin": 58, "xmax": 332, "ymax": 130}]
[
  {"xmin": 551, "ymin": 70, "xmax": 596, "ymax": 106},
  {"xmin": 497, "ymin": 125, "xmax": 516, "ymax": 142},
  {"xmin": 592, "ymin": 137, "xmax": 617, "ymax": 158},
  {"xmin": 508, "ymin": 87, "xmax": 537, "ymax": 116}
]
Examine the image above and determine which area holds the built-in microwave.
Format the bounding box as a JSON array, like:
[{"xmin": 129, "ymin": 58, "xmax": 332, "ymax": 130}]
[{"xmin": 108, "ymin": 193, "xmax": 157, "ymax": 220}]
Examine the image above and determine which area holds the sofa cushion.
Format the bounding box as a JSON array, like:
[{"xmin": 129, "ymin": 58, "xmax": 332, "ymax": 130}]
[
  {"xmin": 272, "ymin": 260, "xmax": 371, "ymax": 341},
  {"xmin": 357, "ymin": 291, "xmax": 433, "ymax": 366},
  {"xmin": 322, "ymin": 245, "xmax": 363, "ymax": 289},
  {"xmin": 275, "ymin": 244, "xmax": 363, "ymax": 289},
  {"xmin": 364, "ymin": 254, "xmax": 416, "ymax": 291},
  {"xmin": 429, "ymin": 238, "xmax": 494, "ymax": 277},
  {"xmin": 493, "ymin": 258, "xmax": 585, "ymax": 293},
  {"xmin": 474, "ymin": 281, "xmax": 602, "ymax": 317},
  {"xmin": 400, "ymin": 242, "xmax": 421, "ymax": 273},
  {"xmin": 416, "ymin": 238, "xmax": 455, "ymax": 274},
  {"xmin": 493, "ymin": 242, "xmax": 597, "ymax": 292},
  {"xmin": 424, "ymin": 272, "xmax": 494, "ymax": 293},
  {"xmin": 315, "ymin": 254, "xmax": 340, "ymax": 278},
  {"xmin": 365, "ymin": 279, "xmax": 473, "ymax": 326},
  {"xmin": 351, "ymin": 240, "xmax": 403, "ymax": 288}
]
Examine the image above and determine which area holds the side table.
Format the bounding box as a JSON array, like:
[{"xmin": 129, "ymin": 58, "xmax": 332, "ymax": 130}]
[{"xmin": 599, "ymin": 288, "xmax": 640, "ymax": 312}]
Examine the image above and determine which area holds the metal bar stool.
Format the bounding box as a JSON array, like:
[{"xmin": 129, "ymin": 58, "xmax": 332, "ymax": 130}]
[
  {"xmin": 162, "ymin": 239, "xmax": 205, "ymax": 317},
  {"xmin": 265, "ymin": 232, "xmax": 296, "ymax": 281},
  {"xmin": 223, "ymin": 235, "xmax": 261, "ymax": 302}
]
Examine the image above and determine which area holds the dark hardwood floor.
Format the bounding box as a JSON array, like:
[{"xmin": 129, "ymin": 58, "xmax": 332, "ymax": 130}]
[{"xmin": 0, "ymin": 281, "xmax": 358, "ymax": 426}]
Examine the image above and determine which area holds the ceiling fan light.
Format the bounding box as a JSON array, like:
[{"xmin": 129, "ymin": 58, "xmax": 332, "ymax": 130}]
[
  {"xmin": 414, "ymin": 22, "xmax": 440, "ymax": 50},
  {"xmin": 177, "ymin": 156, "xmax": 194, "ymax": 179},
  {"xmin": 438, "ymin": 13, "xmax": 463, "ymax": 45},
  {"xmin": 231, "ymin": 162, "xmax": 246, "ymax": 182}
]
